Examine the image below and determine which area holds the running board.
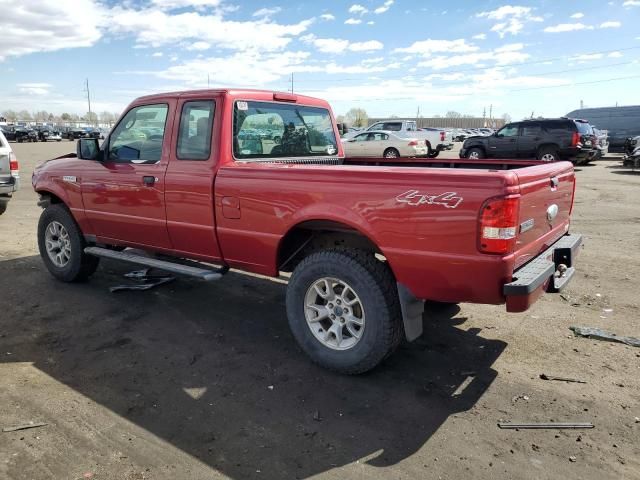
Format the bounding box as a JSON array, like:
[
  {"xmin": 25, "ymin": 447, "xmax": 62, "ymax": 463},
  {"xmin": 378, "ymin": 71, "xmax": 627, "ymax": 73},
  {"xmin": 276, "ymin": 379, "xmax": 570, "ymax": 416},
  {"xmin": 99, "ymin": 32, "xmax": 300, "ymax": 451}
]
[{"xmin": 84, "ymin": 247, "xmax": 224, "ymax": 281}]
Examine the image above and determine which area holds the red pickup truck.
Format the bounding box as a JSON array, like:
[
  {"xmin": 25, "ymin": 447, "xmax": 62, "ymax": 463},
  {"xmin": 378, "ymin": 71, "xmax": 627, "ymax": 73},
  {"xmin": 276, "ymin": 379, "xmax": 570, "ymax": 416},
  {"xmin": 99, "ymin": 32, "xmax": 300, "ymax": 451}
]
[{"xmin": 32, "ymin": 89, "xmax": 581, "ymax": 374}]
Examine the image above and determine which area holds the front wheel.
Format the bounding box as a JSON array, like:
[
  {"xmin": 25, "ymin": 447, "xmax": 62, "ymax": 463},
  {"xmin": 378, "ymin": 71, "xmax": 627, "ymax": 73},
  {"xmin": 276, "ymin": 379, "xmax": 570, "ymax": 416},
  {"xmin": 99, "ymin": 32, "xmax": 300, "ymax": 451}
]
[
  {"xmin": 286, "ymin": 249, "xmax": 403, "ymax": 374},
  {"xmin": 38, "ymin": 204, "xmax": 99, "ymax": 282}
]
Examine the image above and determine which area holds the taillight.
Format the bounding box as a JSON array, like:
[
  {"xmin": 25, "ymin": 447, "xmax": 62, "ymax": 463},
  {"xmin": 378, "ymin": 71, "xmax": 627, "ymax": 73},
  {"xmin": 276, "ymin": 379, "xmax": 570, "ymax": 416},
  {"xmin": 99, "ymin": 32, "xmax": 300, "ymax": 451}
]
[
  {"xmin": 569, "ymin": 176, "xmax": 576, "ymax": 215},
  {"xmin": 408, "ymin": 140, "xmax": 418, "ymax": 146},
  {"xmin": 440, "ymin": 131, "xmax": 445, "ymax": 141},
  {"xmin": 9, "ymin": 152, "xmax": 19, "ymax": 177},
  {"xmin": 478, "ymin": 196, "xmax": 520, "ymax": 254},
  {"xmin": 571, "ymin": 132, "xmax": 580, "ymax": 147}
]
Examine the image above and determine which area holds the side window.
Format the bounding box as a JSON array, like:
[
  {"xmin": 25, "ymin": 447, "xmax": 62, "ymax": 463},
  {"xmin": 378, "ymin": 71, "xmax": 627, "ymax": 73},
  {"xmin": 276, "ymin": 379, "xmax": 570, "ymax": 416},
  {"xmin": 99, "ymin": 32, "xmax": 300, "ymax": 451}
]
[
  {"xmin": 369, "ymin": 123, "xmax": 383, "ymax": 130},
  {"xmin": 354, "ymin": 133, "xmax": 369, "ymax": 141},
  {"xmin": 108, "ymin": 104, "xmax": 168, "ymax": 163},
  {"xmin": 382, "ymin": 122, "xmax": 402, "ymax": 131},
  {"xmin": 177, "ymin": 100, "xmax": 215, "ymax": 160},
  {"xmin": 522, "ymin": 123, "xmax": 542, "ymax": 136},
  {"xmin": 497, "ymin": 124, "xmax": 519, "ymax": 137},
  {"xmin": 372, "ymin": 132, "xmax": 386, "ymax": 141}
]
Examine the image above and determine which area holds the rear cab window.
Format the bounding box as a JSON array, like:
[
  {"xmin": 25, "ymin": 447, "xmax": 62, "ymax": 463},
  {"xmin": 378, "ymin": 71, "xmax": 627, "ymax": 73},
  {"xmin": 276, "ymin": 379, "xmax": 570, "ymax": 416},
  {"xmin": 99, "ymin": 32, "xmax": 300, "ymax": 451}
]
[
  {"xmin": 233, "ymin": 101, "xmax": 338, "ymax": 160},
  {"xmin": 177, "ymin": 100, "xmax": 215, "ymax": 160},
  {"xmin": 574, "ymin": 121, "xmax": 593, "ymax": 135}
]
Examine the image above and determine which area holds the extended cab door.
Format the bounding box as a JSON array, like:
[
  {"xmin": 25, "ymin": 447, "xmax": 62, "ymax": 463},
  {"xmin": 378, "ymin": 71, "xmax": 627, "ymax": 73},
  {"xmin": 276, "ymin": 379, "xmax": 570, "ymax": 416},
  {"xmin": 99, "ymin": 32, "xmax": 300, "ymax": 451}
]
[
  {"xmin": 164, "ymin": 96, "xmax": 222, "ymax": 261},
  {"xmin": 81, "ymin": 102, "xmax": 174, "ymax": 248},
  {"xmin": 487, "ymin": 123, "xmax": 519, "ymax": 158}
]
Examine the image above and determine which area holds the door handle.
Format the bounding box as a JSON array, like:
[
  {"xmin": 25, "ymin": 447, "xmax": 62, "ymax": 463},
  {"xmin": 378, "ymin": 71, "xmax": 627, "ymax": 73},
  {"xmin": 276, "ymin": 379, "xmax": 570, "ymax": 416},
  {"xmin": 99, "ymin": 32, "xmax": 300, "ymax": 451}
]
[{"xmin": 142, "ymin": 176, "xmax": 157, "ymax": 186}]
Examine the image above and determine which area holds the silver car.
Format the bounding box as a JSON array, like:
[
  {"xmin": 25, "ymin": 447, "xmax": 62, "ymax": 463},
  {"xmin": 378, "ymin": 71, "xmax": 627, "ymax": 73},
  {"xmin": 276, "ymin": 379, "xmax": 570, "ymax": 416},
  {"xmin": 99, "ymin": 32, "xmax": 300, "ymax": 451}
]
[
  {"xmin": 342, "ymin": 130, "xmax": 428, "ymax": 158},
  {"xmin": 0, "ymin": 130, "xmax": 20, "ymax": 215}
]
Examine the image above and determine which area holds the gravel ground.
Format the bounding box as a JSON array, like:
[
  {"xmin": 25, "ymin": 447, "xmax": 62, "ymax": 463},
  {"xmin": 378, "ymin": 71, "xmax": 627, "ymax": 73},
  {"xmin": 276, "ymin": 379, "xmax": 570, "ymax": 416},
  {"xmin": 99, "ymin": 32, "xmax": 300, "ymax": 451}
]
[{"xmin": 0, "ymin": 141, "xmax": 638, "ymax": 480}]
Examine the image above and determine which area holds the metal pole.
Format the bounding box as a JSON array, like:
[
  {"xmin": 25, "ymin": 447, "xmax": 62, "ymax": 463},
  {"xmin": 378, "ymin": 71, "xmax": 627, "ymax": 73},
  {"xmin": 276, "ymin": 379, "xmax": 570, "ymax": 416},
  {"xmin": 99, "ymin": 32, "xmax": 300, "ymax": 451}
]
[{"xmin": 85, "ymin": 78, "xmax": 93, "ymax": 126}]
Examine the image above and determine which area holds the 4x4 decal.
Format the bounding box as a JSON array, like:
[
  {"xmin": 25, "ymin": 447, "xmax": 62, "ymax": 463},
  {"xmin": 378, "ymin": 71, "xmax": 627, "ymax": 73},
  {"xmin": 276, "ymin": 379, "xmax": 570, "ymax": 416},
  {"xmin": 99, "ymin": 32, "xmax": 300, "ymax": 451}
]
[{"xmin": 396, "ymin": 190, "xmax": 463, "ymax": 209}]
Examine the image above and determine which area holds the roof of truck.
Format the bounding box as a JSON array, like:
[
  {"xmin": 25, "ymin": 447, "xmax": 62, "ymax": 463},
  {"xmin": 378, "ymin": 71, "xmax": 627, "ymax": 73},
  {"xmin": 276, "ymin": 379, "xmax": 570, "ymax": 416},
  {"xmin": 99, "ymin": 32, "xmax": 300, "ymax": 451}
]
[{"xmin": 133, "ymin": 89, "xmax": 330, "ymax": 107}]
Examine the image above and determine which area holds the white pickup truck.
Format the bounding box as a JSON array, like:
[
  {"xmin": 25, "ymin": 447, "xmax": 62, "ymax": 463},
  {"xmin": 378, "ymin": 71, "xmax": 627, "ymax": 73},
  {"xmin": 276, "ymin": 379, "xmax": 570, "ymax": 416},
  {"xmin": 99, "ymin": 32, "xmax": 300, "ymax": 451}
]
[
  {"xmin": 0, "ymin": 130, "xmax": 20, "ymax": 215},
  {"xmin": 365, "ymin": 120, "xmax": 453, "ymax": 158}
]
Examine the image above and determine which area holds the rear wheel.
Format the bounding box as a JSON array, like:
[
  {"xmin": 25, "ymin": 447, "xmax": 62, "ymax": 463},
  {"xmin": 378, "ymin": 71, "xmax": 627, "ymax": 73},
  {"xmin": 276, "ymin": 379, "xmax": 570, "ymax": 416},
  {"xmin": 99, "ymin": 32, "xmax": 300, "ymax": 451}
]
[
  {"xmin": 286, "ymin": 249, "xmax": 403, "ymax": 374},
  {"xmin": 383, "ymin": 148, "xmax": 400, "ymax": 158},
  {"xmin": 38, "ymin": 204, "xmax": 99, "ymax": 282},
  {"xmin": 537, "ymin": 146, "xmax": 559, "ymax": 162},
  {"xmin": 466, "ymin": 147, "xmax": 485, "ymax": 159},
  {"xmin": 0, "ymin": 203, "xmax": 7, "ymax": 215}
]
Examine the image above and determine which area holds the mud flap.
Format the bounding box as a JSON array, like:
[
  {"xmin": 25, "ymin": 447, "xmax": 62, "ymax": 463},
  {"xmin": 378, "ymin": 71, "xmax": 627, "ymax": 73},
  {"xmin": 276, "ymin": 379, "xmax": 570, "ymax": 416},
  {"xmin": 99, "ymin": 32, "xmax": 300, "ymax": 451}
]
[{"xmin": 397, "ymin": 283, "xmax": 425, "ymax": 341}]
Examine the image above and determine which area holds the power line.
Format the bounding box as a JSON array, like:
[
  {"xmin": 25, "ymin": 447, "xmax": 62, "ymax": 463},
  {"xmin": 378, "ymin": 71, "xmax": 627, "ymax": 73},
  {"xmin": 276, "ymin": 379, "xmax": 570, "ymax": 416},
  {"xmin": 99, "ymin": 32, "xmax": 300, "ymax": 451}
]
[{"xmin": 298, "ymin": 73, "xmax": 640, "ymax": 102}]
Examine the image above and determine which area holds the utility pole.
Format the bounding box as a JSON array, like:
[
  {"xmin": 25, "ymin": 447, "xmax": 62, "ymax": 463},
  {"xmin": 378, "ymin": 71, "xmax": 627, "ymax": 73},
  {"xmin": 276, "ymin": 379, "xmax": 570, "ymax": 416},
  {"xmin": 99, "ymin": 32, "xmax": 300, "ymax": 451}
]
[
  {"xmin": 489, "ymin": 104, "xmax": 493, "ymax": 126},
  {"xmin": 416, "ymin": 106, "xmax": 420, "ymax": 127},
  {"xmin": 290, "ymin": 73, "xmax": 294, "ymax": 93},
  {"xmin": 580, "ymin": 99, "xmax": 584, "ymax": 109},
  {"xmin": 207, "ymin": 74, "xmax": 210, "ymax": 88},
  {"xmin": 84, "ymin": 78, "xmax": 92, "ymax": 126},
  {"xmin": 482, "ymin": 106, "xmax": 486, "ymax": 127}
]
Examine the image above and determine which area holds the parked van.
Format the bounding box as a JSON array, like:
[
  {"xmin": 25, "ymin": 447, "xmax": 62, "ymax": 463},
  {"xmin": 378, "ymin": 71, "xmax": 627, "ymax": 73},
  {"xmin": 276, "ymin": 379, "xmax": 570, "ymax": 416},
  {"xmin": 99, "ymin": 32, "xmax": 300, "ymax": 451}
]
[{"xmin": 565, "ymin": 106, "xmax": 640, "ymax": 153}]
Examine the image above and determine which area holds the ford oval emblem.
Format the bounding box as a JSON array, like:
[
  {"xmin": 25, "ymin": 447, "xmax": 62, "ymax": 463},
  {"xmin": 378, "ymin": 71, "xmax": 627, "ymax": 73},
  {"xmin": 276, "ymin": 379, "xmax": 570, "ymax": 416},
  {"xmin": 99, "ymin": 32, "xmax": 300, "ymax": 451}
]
[{"xmin": 547, "ymin": 204, "xmax": 559, "ymax": 223}]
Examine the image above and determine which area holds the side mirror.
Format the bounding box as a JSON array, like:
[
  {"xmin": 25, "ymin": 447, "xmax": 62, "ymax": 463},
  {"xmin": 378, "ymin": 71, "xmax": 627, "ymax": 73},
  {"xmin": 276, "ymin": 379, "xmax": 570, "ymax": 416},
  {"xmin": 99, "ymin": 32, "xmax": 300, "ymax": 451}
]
[
  {"xmin": 77, "ymin": 138, "xmax": 100, "ymax": 160},
  {"xmin": 337, "ymin": 123, "xmax": 349, "ymax": 136}
]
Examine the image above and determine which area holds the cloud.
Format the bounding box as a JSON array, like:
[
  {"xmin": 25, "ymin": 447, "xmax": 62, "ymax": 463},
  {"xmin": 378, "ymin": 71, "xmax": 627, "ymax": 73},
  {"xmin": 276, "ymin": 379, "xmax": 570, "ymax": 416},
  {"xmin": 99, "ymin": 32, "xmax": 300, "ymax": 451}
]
[
  {"xmin": 320, "ymin": 13, "xmax": 335, "ymax": 21},
  {"xmin": 472, "ymin": 33, "xmax": 487, "ymax": 40},
  {"xmin": 349, "ymin": 40, "xmax": 384, "ymax": 51},
  {"xmin": 17, "ymin": 83, "xmax": 52, "ymax": 96},
  {"xmin": 301, "ymin": 35, "xmax": 383, "ymax": 54},
  {"xmin": 152, "ymin": 52, "xmax": 164, "ymax": 57},
  {"xmin": 186, "ymin": 41, "xmax": 211, "ymax": 51},
  {"xmin": 345, "ymin": 18, "xmax": 362, "ymax": 24},
  {"xmin": 348, "ymin": 4, "xmax": 368, "ymax": 15},
  {"xmin": 570, "ymin": 53, "xmax": 604, "ymax": 62},
  {"xmin": 623, "ymin": 0, "xmax": 640, "ymax": 6},
  {"xmin": 106, "ymin": 5, "xmax": 313, "ymax": 52},
  {"xmin": 374, "ymin": 0, "xmax": 394, "ymax": 14},
  {"xmin": 151, "ymin": 0, "xmax": 222, "ymax": 9},
  {"xmin": 476, "ymin": 5, "xmax": 543, "ymax": 38},
  {"xmin": 544, "ymin": 23, "xmax": 593, "ymax": 33},
  {"xmin": 570, "ymin": 12, "xmax": 584, "ymax": 19},
  {"xmin": 253, "ymin": 7, "xmax": 281, "ymax": 18},
  {"xmin": 367, "ymin": 21, "xmax": 375, "ymax": 25},
  {"xmin": 418, "ymin": 43, "xmax": 530, "ymax": 70},
  {"xmin": 0, "ymin": 0, "xmax": 103, "ymax": 61},
  {"xmin": 608, "ymin": 51, "xmax": 623, "ymax": 58},
  {"xmin": 395, "ymin": 39, "xmax": 479, "ymax": 56},
  {"xmin": 599, "ymin": 21, "xmax": 621, "ymax": 28}
]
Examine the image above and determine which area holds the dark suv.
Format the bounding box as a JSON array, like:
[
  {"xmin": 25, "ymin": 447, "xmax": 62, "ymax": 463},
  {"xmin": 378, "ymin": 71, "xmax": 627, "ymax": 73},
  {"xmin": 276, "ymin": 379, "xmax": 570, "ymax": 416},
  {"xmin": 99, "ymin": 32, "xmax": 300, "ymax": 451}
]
[{"xmin": 460, "ymin": 118, "xmax": 597, "ymax": 164}]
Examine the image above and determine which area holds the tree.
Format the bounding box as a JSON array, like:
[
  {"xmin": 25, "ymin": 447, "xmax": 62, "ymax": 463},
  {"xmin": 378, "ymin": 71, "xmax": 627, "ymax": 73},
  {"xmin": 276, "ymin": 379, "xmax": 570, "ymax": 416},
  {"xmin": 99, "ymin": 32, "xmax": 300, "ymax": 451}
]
[
  {"xmin": 17, "ymin": 110, "xmax": 32, "ymax": 121},
  {"xmin": 335, "ymin": 114, "xmax": 345, "ymax": 124},
  {"xmin": 34, "ymin": 110, "xmax": 49, "ymax": 122},
  {"xmin": 344, "ymin": 108, "xmax": 368, "ymax": 128},
  {"xmin": 83, "ymin": 111, "xmax": 98, "ymax": 123},
  {"xmin": 502, "ymin": 113, "xmax": 512, "ymax": 123},
  {"xmin": 48, "ymin": 113, "xmax": 55, "ymax": 122},
  {"xmin": 99, "ymin": 111, "xmax": 115, "ymax": 125},
  {"xmin": 61, "ymin": 113, "xmax": 72, "ymax": 121},
  {"xmin": 2, "ymin": 110, "xmax": 17, "ymax": 122},
  {"xmin": 446, "ymin": 111, "xmax": 462, "ymax": 118}
]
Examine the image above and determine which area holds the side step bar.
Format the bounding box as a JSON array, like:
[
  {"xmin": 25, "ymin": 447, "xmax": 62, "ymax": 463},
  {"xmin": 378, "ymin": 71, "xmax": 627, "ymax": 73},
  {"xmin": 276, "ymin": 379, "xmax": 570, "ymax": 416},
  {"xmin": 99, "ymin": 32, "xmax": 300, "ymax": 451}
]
[{"xmin": 84, "ymin": 247, "xmax": 225, "ymax": 281}]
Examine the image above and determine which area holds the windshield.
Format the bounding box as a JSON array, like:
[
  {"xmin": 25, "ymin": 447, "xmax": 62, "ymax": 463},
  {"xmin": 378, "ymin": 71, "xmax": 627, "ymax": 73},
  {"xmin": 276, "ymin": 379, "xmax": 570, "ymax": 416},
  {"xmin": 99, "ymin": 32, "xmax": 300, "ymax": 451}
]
[{"xmin": 233, "ymin": 101, "xmax": 338, "ymax": 160}]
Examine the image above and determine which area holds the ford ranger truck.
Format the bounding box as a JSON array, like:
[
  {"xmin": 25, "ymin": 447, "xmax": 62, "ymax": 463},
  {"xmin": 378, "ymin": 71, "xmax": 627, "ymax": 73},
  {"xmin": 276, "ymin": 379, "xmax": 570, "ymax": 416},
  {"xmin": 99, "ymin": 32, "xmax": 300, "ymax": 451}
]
[{"xmin": 32, "ymin": 89, "xmax": 582, "ymax": 374}]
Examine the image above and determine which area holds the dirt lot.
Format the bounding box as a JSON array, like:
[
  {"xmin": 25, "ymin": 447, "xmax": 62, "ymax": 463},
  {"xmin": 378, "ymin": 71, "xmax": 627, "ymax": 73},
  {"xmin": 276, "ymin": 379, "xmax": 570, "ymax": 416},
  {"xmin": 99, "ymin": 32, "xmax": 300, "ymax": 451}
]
[{"xmin": 1, "ymin": 141, "xmax": 638, "ymax": 480}]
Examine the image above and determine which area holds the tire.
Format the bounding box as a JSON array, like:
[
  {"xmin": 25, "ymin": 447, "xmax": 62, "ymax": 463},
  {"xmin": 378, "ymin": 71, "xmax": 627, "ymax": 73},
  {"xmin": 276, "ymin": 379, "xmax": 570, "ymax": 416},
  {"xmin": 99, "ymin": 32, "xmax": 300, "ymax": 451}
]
[
  {"xmin": 37, "ymin": 204, "xmax": 99, "ymax": 282},
  {"xmin": 383, "ymin": 148, "xmax": 400, "ymax": 158},
  {"xmin": 286, "ymin": 249, "xmax": 403, "ymax": 374},
  {"xmin": 466, "ymin": 147, "xmax": 485, "ymax": 159},
  {"xmin": 537, "ymin": 146, "xmax": 559, "ymax": 162},
  {"xmin": 0, "ymin": 203, "xmax": 7, "ymax": 215}
]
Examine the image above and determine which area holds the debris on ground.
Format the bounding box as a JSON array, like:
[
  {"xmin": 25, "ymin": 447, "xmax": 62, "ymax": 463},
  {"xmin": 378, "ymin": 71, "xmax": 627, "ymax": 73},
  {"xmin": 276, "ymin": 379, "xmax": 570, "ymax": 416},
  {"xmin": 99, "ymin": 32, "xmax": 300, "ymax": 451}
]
[
  {"xmin": 3, "ymin": 422, "xmax": 48, "ymax": 432},
  {"xmin": 570, "ymin": 326, "xmax": 640, "ymax": 347},
  {"xmin": 569, "ymin": 455, "xmax": 577, "ymax": 462},
  {"xmin": 498, "ymin": 422, "xmax": 594, "ymax": 430},
  {"xmin": 110, "ymin": 269, "xmax": 175, "ymax": 293},
  {"xmin": 511, "ymin": 394, "xmax": 529, "ymax": 403},
  {"xmin": 540, "ymin": 373, "xmax": 586, "ymax": 384},
  {"xmin": 313, "ymin": 410, "xmax": 322, "ymax": 422}
]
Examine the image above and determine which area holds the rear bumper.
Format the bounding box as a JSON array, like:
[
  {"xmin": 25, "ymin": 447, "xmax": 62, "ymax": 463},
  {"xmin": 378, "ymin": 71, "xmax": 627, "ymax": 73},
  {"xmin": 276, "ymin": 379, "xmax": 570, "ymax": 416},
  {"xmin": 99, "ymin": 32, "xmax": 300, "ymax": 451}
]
[{"xmin": 503, "ymin": 233, "xmax": 582, "ymax": 312}]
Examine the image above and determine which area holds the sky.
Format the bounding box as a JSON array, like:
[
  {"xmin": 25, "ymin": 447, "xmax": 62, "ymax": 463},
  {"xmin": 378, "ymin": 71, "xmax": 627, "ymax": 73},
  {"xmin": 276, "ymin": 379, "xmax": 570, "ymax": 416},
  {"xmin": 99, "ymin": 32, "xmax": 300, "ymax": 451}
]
[{"xmin": 2, "ymin": 0, "xmax": 640, "ymax": 121}]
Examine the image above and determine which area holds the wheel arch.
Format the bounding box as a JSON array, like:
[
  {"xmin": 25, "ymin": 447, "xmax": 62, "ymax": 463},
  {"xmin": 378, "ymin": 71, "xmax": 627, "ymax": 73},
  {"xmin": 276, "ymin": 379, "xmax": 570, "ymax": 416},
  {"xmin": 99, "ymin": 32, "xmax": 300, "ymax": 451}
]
[
  {"xmin": 36, "ymin": 189, "xmax": 67, "ymax": 209},
  {"xmin": 277, "ymin": 218, "xmax": 386, "ymax": 273},
  {"xmin": 536, "ymin": 143, "xmax": 560, "ymax": 154}
]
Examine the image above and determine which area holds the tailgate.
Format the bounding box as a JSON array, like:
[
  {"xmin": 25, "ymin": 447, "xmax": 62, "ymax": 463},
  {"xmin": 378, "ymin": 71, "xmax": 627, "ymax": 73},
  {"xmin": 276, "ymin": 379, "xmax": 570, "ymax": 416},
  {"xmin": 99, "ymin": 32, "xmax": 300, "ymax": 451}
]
[
  {"xmin": 0, "ymin": 151, "xmax": 11, "ymax": 185},
  {"xmin": 513, "ymin": 161, "xmax": 575, "ymax": 268}
]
